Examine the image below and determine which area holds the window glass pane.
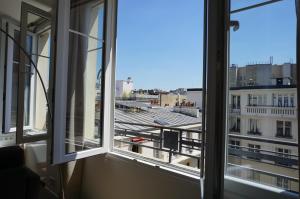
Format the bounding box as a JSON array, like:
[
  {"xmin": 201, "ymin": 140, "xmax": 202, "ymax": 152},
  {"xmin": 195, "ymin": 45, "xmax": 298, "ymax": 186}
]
[
  {"xmin": 11, "ymin": 31, "xmax": 33, "ymax": 128},
  {"xmin": 114, "ymin": 0, "xmax": 204, "ymax": 173},
  {"xmin": 65, "ymin": 0, "xmax": 104, "ymax": 153},
  {"xmin": 29, "ymin": 30, "xmax": 51, "ymax": 135},
  {"xmin": 227, "ymin": 0, "xmax": 298, "ymax": 192}
]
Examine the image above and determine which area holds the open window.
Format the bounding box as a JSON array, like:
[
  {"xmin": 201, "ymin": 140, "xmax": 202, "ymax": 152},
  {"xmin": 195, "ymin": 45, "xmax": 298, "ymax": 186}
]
[
  {"xmin": 16, "ymin": 2, "xmax": 53, "ymax": 144},
  {"xmin": 0, "ymin": 1, "xmax": 55, "ymax": 147},
  {"xmin": 226, "ymin": 0, "xmax": 299, "ymax": 194},
  {"xmin": 51, "ymin": 0, "xmax": 117, "ymax": 164}
]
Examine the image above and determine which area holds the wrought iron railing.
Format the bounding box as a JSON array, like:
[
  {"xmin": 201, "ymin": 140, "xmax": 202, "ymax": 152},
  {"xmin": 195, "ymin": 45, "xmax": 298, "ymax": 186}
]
[{"xmin": 114, "ymin": 121, "xmax": 203, "ymax": 168}]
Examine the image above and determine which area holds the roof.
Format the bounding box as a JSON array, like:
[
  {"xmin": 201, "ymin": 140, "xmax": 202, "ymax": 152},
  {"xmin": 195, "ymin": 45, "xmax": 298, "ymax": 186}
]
[
  {"xmin": 187, "ymin": 88, "xmax": 203, "ymax": 91},
  {"xmin": 116, "ymin": 100, "xmax": 151, "ymax": 108},
  {"xmin": 115, "ymin": 107, "xmax": 201, "ymax": 131}
]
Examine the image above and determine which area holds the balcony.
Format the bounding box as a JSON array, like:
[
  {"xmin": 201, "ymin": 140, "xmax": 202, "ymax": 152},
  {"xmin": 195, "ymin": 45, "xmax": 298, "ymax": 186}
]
[
  {"xmin": 230, "ymin": 127, "xmax": 240, "ymax": 134},
  {"xmin": 244, "ymin": 106, "xmax": 296, "ymax": 118},
  {"xmin": 247, "ymin": 130, "xmax": 262, "ymax": 136},
  {"xmin": 114, "ymin": 121, "xmax": 203, "ymax": 173},
  {"xmin": 229, "ymin": 104, "xmax": 241, "ymax": 115},
  {"xmin": 275, "ymin": 133, "xmax": 293, "ymax": 139}
]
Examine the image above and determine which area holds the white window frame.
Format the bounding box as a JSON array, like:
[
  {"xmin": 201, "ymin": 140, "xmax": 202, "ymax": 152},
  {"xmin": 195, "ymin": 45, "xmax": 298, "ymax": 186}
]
[
  {"xmin": 52, "ymin": 0, "xmax": 117, "ymax": 164},
  {"xmin": 0, "ymin": 19, "xmax": 37, "ymax": 134}
]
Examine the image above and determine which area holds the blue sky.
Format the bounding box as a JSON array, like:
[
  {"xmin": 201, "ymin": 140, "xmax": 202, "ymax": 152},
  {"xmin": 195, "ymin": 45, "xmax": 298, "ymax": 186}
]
[{"xmin": 115, "ymin": 0, "xmax": 296, "ymax": 90}]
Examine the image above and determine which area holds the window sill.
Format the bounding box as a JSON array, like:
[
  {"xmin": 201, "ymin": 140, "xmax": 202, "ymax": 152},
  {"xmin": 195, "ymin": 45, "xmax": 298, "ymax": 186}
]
[
  {"xmin": 109, "ymin": 148, "xmax": 201, "ymax": 180},
  {"xmin": 224, "ymin": 175, "xmax": 298, "ymax": 199}
]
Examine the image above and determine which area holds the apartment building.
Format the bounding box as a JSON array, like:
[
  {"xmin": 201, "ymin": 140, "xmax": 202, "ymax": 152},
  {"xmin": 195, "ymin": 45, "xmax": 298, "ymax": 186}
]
[
  {"xmin": 228, "ymin": 63, "xmax": 298, "ymax": 192},
  {"xmin": 115, "ymin": 77, "xmax": 134, "ymax": 98}
]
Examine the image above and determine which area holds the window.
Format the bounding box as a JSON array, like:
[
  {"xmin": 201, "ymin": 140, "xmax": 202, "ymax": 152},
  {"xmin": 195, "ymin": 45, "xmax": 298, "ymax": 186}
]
[
  {"xmin": 237, "ymin": 96, "xmax": 240, "ymax": 109},
  {"xmin": 276, "ymin": 148, "xmax": 292, "ymax": 166},
  {"xmin": 11, "ymin": 31, "xmax": 33, "ymax": 128},
  {"xmin": 276, "ymin": 78, "xmax": 283, "ymax": 86},
  {"xmin": 231, "ymin": 95, "xmax": 240, "ymax": 109},
  {"xmin": 276, "ymin": 121, "xmax": 284, "ymax": 137},
  {"xmin": 248, "ymin": 144, "xmax": 261, "ymax": 160},
  {"xmin": 248, "ymin": 94, "xmax": 266, "ymax": 106},
  {"xmin": 229, "ymin": 140, "xmax": 240, "ymax": 149},
  {"xmin": 228, "ymin": 140, "xmax": 240, "ymax": 157},
  {"xmin": 276, "ymin": 177, "xmax": 289, "ymax": 190},
  {"xmin": 51, "ymin": 0, "xmax": 116, "ymax": 164},
  {"xmin": 248, "ymin": 119, "xmax": 260, "ymax": 135},
  {"xmin": 0, "ymin": 6, "xmax": 52, "ymax": 144},
  {"xmin": 232, "ymin": 95, "xmax": 236, "ymax": 109},
  {"xmin": 290, "ymin": 94, "xmax": 294, "ymax": 107},
  {"xmin": 285, "ymin": 121, "xmax": 292, "ymax": 138},
  {"xmin": 272, "ymin": 93, "xmax": 277, "ymax": 106},
  {"xmin": 113, "ymin": 0, "xmax": 203, "ymax": 173},
  {"xmin": 278, "ymin": 94, "xmax": 282, "ymax": 107},
  {"xmin": 131, "ymin": 144, "xmax": 139, "ymax": 153},
  {"xmin": 63, "ymin": 0, "xmax": 105, "ymax": 153},
  {"xmin": 230, "ymin": 117, "xmax": 240, "ymax": 133},
  {"xmin": 284, "ymin": 95, "xmax": 289, "ymax": 107},
  {"xmin": 247, "ymin": 170, "xmax": 260, "ymax": 182},
  {"xmin": 276, "ymin": 121, "xmax": 292, "ymax": 138},
  {"xmin": 1, "ymin": 25, "xmax": 34, "ymax": 134}
]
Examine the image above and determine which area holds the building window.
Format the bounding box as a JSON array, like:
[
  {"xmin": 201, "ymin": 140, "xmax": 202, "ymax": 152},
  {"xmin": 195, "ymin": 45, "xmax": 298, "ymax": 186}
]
[
  {"xmin": 290, "ymin": 94, "xmax": 294, "ymax": 107},
  {"xmin": 228, "ymin": 140, "xmax": 240, "ymax": 157},
  {"xmin": 276, "ymin": 177, "xmax": 289, "ymax": 190},
  {"xmin": 276, "ymin": 121, "xmax": 292, "ymax": 138},
  {"xmin": 247, "ymin": 170, "xmax": 260, "ymax": 182},
  {"xmin": 248, "ymin": 144, "xmax": 261, "ymax": 160},
  {"xmin": 272, "ymin": 93, "xmax": 276, "ymax": 106},
  {"xmin": 230, "ymin": 117, "xmax": 240, "ymax": 133},
  {"xmin": 132, "ymin": 144, "xmax": 140, "ymax": 153},
  {"xmin": 231, "ymin": 95, "xmax": 240, "ymax": 109},
  {"xmin": 230, "ymin": 140, "xmax": 240, "ymax": 149},
  {"xmin": 276, "ymin": 148, "xmax": 291, "ymax": 166},
  {"xmin": 248, "ymin": 119, "xmax": 261, "ymax": 135},
  {"xmin": 248, "ymin": 94, "xmax": 266, "ymax": 106},
  {"xmin": 276, "ymin": 78, "xmax": 283, "ymax": 86},
  {"xmin": 284, "ymin": 95, "xmax": 289, "ymax": 107},
  {"xmin": 278, "ymin": 94, "xmax": 282, "ymax": 107}
]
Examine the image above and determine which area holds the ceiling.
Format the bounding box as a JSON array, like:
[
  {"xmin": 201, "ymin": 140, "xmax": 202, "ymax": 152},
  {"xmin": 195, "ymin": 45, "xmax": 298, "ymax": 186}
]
[{"xmin": 0, "ymin": 0, "xmax": 54, "ymax": 22}]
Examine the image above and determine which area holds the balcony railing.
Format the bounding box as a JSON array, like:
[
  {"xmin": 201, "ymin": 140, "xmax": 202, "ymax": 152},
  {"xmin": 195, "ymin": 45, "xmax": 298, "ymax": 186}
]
[
  {"xmin": 228, "ymin": 145, "xmax": 298, "ymax": 167},
  {"xmin": 114, "ymin": 121, "xmax": 203, "ymax": 176},
  {"xmin": 247, "ymin": 130, "xmax": 262, "ymax": 136},
  {"xmin": 229, "ymin": 104, "xmax": 241, "ymax": 114},
  {"xmin": 230, "ymin": 127, "xmax": 240, "ymax": 133},
  {"xmin": 275, "ymin": 133, "xmax": 293, "ymax": 139},
  {"xmin": 244, "ymin": 106, "xmax": 296, "ymax": 118}
]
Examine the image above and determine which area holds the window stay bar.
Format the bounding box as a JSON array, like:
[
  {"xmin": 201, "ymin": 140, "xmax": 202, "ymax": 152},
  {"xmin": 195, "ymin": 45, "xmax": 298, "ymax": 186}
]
[{"xmin": 231, "ymin": 0, "xmax": 283, "ymax": 14}]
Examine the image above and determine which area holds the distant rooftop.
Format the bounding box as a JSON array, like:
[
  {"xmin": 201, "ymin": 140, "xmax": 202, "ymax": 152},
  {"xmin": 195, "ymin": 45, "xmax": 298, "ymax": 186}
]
[
  {"xmin": 187, "ymin": 88, "xmax": 203, "ymax": 91},
  {"xmin": 230, "ymin": 84, "xmax": 296, "ymax": 90},
  {"xmin": 114, "ymin": 105, "xmax": 201, "ymax": 131}
]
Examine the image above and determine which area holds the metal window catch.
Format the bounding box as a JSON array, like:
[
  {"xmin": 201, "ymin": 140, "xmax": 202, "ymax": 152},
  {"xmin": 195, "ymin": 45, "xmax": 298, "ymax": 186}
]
[{"xmin": 230, "ymin": 20, "xmax": 240, "ymax": 31}]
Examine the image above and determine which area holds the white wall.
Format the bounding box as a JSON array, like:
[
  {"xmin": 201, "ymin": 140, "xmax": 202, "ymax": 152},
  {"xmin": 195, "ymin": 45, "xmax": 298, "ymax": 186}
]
[
  {"xmin": 81, "ymin": 154, "xmax": 201, "ymax": 199},
  {"xmin": 187, "ymin": 90, "xmax": 202, "ymax": 109},
  {"xmin": 115, "ymin": 80, "xmax": 134, "ymax": 98}
]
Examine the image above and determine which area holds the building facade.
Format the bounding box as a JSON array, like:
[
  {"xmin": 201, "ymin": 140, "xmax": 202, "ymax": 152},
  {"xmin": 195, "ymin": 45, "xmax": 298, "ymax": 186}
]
[
  {"xmin": 115, "ymin": 77, "xmax": 134, "ymax": 98},
  {"xmin": 227, "ymin": 63, "xmax": 298, "ymax": 192}
]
